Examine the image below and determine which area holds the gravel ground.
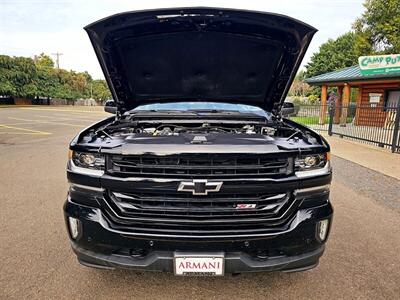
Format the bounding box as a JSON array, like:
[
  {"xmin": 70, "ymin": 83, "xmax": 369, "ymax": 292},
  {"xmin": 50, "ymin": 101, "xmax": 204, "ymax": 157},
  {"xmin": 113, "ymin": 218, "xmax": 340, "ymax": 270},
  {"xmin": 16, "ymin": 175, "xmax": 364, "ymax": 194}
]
[
  {"xmin": 0, "ymin": 107, "xmax": 399, "ymax": 300},
  {"xmin": 331, "ymin": 158, "xmax": 400, "ymax": 212}
]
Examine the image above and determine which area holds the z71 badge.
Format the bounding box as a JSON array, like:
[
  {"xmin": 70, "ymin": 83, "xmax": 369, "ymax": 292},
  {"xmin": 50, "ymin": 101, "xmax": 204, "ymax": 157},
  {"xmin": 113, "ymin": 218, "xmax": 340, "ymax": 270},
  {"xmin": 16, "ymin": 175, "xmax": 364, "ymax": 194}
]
[{"xmin": 236, "ymin": 204, "xmax": 257, "ymax": 209}]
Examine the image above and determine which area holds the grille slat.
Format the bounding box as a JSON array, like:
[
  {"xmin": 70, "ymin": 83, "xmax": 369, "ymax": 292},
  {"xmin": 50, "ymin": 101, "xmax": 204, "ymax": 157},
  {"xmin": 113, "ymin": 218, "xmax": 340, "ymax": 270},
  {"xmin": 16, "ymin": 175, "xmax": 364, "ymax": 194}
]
[
  {"xmin": 111, "ymin": 191, "xmax": 287, "ymax": 216},
  {"xmin": 112, "ymin": 162, "xmax": 288, "ymax": 170},
  {"xmin": 108, "ymin": 154, "xmax": 291, "ymax": 178},
  {"xmin": 107, "ymin": 191, "xmax": 294, "ymax": 221},
  {"xmin": 102, "ymin": 197, "xmax": 298, "ymax": 226},
  {"xmin": 105, "ymin": 217, "xmax": 290, "ymax": 235},
  {"xmin": 111, "ymin": 170, "xmax": 283, "ymax": 177},
  {"xmin": 113, "ymin": 191, "xmax": 287, "ymax": 202}
]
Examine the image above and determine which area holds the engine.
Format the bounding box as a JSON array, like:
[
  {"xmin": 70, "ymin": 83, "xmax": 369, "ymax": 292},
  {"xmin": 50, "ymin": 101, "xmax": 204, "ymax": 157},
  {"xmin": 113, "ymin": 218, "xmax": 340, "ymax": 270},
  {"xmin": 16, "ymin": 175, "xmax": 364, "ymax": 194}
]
[{"xmin": 100, "ymin": 122, "xmax": 282, "ymax": 138}]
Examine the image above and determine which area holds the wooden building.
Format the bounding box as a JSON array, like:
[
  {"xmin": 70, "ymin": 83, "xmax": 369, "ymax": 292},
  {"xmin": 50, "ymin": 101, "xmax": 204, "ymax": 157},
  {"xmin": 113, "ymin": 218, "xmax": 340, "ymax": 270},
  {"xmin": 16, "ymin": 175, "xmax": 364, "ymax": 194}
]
[{"xmin": 306, "ymin": 65, "xmax": 400, "ymax": 127}]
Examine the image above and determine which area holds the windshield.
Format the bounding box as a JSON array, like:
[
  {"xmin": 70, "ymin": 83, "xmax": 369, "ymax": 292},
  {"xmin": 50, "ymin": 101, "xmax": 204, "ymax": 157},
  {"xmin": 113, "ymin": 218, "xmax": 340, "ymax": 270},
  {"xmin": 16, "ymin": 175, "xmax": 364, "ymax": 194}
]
[{"xmin": 133, "ymin": 102, "xmax": 268, "ymax": 117}]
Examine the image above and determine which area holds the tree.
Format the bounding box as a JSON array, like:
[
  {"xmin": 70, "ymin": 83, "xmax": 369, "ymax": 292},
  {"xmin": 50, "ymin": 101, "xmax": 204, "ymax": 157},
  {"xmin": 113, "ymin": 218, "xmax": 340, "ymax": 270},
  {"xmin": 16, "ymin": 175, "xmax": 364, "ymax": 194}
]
[
  {"xmin": 353, "ymin": 0, "xmax": 400, "ymax": 54},
  {"xmin": 33, "ymin": 53, "xmax": 54, "ymax": 69},
  {"xmin": 0, "ymin": 55, "xmax": 16, "ymax": 96},
  {"xmin": 289, "ymin": 70, "xmax": 312, "ymax": 97},
  {"xmin": 0, "ymin": 53, "xmax": 110, "ymax": 101},
  {"xmin": 305, "ymin": 32, "xmax": 363, "ymax": 78},
  {"xmin": 69, "ymin": 71, "xmax": 89, "ymax": 98},
  {"xmin": 53, "ymin": 69, "xmax": 76, "ymax": 99},
  {"xmin": 34, "ymin": 54, "xmax": 58, "ymax": 98},
  {"xmin": 91, "ymin": 79, "xmax": 111, "ymax": 101},
  {"xmin": 8, "ymin": 56, "xmax": 38, "ymax": 98}
]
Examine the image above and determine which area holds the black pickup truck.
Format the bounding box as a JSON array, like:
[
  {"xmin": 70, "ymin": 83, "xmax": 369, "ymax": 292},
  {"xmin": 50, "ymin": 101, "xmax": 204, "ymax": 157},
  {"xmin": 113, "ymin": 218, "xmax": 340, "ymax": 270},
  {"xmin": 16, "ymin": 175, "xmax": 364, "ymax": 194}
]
[{"xmin": 64, "ymin": 7, "xmax": 333, "ymax": 275}]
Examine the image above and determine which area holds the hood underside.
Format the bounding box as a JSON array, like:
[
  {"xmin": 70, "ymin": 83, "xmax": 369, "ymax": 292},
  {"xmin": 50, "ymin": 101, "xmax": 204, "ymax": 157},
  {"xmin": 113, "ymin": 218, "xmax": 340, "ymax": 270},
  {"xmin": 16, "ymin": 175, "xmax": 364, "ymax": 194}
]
[{"xmin": 85, "ymin": 7, "xmax": 317, "ymax": 113}]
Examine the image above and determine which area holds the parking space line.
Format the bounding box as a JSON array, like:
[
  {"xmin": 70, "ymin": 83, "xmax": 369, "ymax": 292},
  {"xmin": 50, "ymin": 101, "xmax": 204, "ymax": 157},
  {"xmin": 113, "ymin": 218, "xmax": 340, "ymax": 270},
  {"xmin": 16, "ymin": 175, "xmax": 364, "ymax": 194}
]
[
  {"xmin": 8, "ymin": 117, "xmax": 89, "ymax": 128},
  {"xmin": 1, "ymin": 122, "xmax": 55, "ymax": 126},
  {"xmin": 0, "ymin": 124, "xmax": 51, "ymax": 135},
  {"xmin": 34, "ymin": 115, "xmax": 101, "ymax": 122},
  {"xmin": 0, "ymin": 131, "xmax": 49, "ymax": 135},
  {"xmin": 20, "ymin": 107, "xmax": 106, "ymax": 114}
]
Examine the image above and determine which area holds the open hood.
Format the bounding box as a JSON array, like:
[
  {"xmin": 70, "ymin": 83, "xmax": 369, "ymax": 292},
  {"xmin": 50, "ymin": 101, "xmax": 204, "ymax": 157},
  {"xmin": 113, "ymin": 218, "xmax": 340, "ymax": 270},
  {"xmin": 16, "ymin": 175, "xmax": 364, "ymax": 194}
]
[{"xmin": 85, "ymin": 7, "xmax": 316, "ymax": 114}]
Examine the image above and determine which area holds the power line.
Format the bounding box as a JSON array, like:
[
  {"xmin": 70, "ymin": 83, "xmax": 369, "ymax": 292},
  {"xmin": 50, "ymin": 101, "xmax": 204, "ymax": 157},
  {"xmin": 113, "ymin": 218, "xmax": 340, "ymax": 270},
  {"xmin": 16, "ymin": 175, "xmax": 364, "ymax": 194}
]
[{"xmin": 51, "ymin": 52, "xmax": 63, "ymax": 68}]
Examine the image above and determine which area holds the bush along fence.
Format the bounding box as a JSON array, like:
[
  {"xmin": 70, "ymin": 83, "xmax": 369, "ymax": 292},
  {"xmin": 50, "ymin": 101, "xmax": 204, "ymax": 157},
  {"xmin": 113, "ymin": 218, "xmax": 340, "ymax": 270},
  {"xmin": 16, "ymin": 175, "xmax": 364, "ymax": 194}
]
[
  {"xmin": 287, "ymin": 103, "xmax": 400, "ymax": 153},
  {"xmin": 0, "ymin": 96, "xmax": 103, "ymax": 106}
]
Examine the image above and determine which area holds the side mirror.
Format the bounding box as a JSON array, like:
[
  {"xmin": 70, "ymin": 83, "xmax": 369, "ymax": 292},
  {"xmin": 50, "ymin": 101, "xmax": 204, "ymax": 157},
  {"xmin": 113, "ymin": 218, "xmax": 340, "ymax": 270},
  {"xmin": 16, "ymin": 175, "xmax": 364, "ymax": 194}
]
[
  {"xmin": 104, "ymin": 106, "xmax": 117, "ymax": 114},
  {"xmin": 281, "ymin": 102, "xmax": 295, "ymax": 116}
]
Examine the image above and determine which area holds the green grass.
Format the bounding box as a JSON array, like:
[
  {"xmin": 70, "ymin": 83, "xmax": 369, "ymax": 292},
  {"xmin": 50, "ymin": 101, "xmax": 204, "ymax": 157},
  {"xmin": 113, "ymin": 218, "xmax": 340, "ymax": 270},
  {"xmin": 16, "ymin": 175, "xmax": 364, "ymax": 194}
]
[
  {"xmin": 289, "ymin": 116, "xmax": 327, "ymax": 125},
  {"xmin": 289, "ymin": 116, "xmax": 353, "ymax": 125}
]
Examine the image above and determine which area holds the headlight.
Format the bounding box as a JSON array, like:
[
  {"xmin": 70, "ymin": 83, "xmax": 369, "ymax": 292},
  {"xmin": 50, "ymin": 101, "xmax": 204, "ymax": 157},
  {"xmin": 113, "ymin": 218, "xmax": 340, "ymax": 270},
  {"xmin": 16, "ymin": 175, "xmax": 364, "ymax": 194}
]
[
  {"xmin": 71, "ymin": 151, "xmax": 105, "ymax": 170},
  {"xmin": 295, "ymin": 152, "xmax": 330, "ymax": 178},
  {"xmin": 295, "ymin": 153, "xmax": 328, "ymax": 171}
]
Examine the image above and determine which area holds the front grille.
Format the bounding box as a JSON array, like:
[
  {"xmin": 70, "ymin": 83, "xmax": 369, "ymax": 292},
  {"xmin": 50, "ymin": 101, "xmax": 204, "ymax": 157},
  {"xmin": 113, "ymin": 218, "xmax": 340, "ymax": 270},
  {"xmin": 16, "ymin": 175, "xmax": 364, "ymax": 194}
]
[
  {"xmin": 109, "ymin": 191, "xmax": 289, "ymax": 219},
  {"xmin": 100, "ymin": 189, "xmax": 299, "ymax": 238},
  {"xmin": 101, "ymin": 154, "xmax": 297, "ymax": 238},
  {"xmin": 107, "ymin": 154, "xmax": 292, "ymax": 178}
]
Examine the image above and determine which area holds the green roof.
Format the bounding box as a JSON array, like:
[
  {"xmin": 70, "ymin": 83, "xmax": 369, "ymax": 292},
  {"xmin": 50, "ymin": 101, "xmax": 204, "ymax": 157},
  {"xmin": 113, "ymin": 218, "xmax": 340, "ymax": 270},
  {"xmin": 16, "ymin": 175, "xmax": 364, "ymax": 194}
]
[{"xmin": 305, "ymin": 65, "xmax": 400, "ymax": 85}]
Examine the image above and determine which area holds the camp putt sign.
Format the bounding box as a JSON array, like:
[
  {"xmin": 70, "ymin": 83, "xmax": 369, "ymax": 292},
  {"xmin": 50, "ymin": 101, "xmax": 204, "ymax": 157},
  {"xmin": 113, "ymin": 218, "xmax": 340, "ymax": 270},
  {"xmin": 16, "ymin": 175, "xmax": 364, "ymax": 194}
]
[{"xmin": 358, "ymin": 54, "xmax": 400, "ymax": 75}]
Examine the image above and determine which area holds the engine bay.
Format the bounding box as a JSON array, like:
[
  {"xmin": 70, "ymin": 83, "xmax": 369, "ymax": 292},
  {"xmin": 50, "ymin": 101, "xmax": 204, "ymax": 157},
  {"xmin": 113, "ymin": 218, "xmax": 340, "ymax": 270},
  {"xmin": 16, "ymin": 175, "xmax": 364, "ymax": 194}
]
[
  {"xmin": 105, "ymin": 122, "xmax": 276, "ymax": 137},
  {"xmin": 84, "ymin": 115, "xmax": 320, "ymax": 147}
]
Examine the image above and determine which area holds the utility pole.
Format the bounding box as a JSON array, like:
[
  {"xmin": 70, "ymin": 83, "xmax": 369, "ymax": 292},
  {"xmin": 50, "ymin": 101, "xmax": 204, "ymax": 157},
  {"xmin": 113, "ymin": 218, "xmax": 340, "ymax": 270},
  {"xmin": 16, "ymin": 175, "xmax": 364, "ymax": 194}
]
[{"xmin": 51, "ymin": 52, "xmax": 63, "ymax": 68}]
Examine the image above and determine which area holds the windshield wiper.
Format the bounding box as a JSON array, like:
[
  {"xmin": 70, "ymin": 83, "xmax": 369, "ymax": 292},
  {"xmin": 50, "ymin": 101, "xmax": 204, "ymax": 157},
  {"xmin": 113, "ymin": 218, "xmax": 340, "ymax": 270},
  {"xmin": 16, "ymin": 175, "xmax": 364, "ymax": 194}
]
[
  {"xmin": 186, "ymin": 109, "xmax": 244, "ymax": 114},
  {"xmin": 131, "ymin": 110, "xmax": 199, "ymax": 115}
]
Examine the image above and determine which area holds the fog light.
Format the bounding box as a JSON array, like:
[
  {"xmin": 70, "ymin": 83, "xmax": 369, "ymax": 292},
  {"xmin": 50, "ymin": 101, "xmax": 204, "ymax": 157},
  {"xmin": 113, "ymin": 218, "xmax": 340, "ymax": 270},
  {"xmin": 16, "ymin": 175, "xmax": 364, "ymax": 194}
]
[
  {"xmin": 68, "ymin": 217, "xmax": 80, "ymax": 239},
  {"xmin": 316, "ymin": 219, "xmax": 329, "ymax": 242}
]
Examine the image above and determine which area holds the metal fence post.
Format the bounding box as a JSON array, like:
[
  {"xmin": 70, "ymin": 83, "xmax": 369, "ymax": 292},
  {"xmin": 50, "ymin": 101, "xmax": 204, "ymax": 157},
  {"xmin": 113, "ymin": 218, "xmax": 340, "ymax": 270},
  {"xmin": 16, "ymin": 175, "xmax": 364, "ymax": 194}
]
[
  {"xmin": 328, "ymin": 103, "xmax": 334, "ymax": 136},
  {"xmin": 391, "ymin": 104, "xmax": 400, "ymax": 153}
]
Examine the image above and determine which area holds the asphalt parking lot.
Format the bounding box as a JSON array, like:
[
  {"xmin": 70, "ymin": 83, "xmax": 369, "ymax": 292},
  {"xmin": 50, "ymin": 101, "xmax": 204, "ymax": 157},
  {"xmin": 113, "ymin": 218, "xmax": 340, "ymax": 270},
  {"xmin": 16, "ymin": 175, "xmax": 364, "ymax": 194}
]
[{"xmin": 0, "ymin": 106, "xmax": 399, "ymax": 300}]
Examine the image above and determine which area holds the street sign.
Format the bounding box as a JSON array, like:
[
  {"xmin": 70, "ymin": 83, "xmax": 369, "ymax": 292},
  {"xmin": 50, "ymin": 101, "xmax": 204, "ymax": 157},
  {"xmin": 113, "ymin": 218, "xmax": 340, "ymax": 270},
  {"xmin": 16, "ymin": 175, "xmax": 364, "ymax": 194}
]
[{"xmin": 358, "ymin": 54, "xmax": 400, "ymax": 75}]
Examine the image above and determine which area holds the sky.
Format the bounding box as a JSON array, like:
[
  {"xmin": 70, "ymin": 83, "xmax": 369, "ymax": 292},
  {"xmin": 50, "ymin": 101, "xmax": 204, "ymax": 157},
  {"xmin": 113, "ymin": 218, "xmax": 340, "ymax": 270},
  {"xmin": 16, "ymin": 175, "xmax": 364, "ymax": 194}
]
[{"xmin": 0, "ymin": 0, "xmax": 366, "ymax": 79}]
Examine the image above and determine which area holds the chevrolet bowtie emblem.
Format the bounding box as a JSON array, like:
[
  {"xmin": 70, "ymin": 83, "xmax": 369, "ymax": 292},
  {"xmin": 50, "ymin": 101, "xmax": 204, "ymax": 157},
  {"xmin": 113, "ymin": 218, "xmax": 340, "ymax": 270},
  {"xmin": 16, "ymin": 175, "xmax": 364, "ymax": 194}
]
[{"xmin": 177, "ymin": 179, "xmax": 223, "ymax": 195}]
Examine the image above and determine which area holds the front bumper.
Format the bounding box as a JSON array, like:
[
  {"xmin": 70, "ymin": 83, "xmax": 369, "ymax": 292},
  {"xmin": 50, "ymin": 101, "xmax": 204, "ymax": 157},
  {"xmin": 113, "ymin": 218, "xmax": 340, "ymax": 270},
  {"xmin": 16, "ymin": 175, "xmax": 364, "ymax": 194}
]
[
  {"xmin": 64, "ymin": 198, "xmax": 333, "ymax": 274},
  {"xmin": 72, "ymin": 241, "xmax": 325, "ymax": 273}
]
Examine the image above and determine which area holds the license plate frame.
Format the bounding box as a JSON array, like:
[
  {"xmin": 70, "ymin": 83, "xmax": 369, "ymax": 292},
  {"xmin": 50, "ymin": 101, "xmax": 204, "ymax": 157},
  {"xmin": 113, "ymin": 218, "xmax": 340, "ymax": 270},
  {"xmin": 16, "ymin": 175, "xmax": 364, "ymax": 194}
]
[{"xmin": 173, "ymin": 252, "xmax": 225, "ymax": 276}]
